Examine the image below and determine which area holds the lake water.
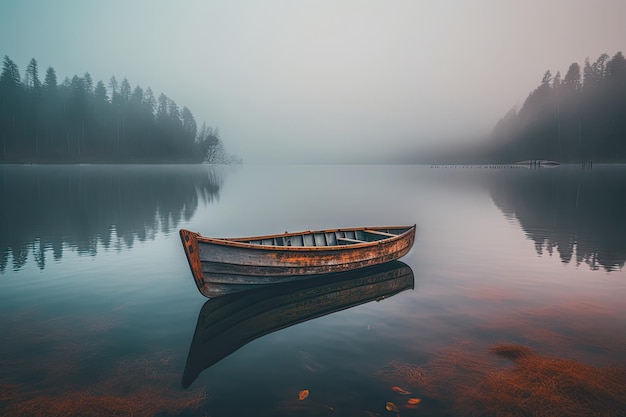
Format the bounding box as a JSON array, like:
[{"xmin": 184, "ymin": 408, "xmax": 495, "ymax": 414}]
[{"xmin": 1, "ymin": 164, "xmax": 625, "ymax": 416}]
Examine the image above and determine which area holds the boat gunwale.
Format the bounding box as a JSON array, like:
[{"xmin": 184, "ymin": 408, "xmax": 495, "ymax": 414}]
[{"xmin": 194, "ymin": 225, "xmax": 416, "ymax": 251}]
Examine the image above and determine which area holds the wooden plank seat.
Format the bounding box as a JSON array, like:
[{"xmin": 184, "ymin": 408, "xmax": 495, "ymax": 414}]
[
  {"xmin": 364, "ymin": 229, "xmax": 397, "ymax": 237},
  {"xmin": 337, "ymin": 237, "xmax": 365, "ymax": 244}
]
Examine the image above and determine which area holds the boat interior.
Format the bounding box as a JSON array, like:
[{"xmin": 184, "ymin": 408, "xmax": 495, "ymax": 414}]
[{"xmin": 236, "ymin": 227, "xmax": 412, "ymax": 247}]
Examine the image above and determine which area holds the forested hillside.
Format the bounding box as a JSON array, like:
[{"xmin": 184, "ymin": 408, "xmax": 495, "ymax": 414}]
[
  {"xmin": 489, "ymin": 51, "xmax": 626, "ymax": 163},
  {"xmin": 0, "ymin": 56, "xmax": 236, "ymax": 164}
]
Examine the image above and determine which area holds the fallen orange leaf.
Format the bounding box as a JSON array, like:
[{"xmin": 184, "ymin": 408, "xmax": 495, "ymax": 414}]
[
  {"xmin": 385, "ymin": 401, "xmax": 399, "ymax": 412},
  {"xmin": 391, "ymin": 386, "xmax": 411, "ymax": 395},
  {"xmin": 298, "ymin": 389, "xmax": 309, "ymax": 400},
  {"xmin": 407, "ymin": 398, "xmax": 422, "ymax": 405}
]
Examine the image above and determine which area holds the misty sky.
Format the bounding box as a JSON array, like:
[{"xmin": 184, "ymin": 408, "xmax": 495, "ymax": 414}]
[{"xmin": 1, "ymin": 1, "xmax": 624, "ymax": 163}]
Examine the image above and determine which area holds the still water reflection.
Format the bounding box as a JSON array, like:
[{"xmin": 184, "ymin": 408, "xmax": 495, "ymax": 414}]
[
  {"xmin": 1, "ymin": 164, "xmax": 625, "ymax": 416},
  {"xmin": 488, "ymin": 165, "xmax": 626, "ymax": 271},
  {"xmin": 182, "ymin": 261, "xmax": 414, "ymax": 389},
  {"xmin": 0, "ymin": 164, "xmax": 223, "ymax": 272}
]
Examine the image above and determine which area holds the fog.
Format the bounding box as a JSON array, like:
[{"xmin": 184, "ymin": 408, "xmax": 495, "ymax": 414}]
[{"xmin": 1, "ymin": 0, "xmax": 624, "ymax": 163}]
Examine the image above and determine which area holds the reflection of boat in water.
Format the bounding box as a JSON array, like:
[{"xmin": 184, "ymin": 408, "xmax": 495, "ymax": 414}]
[{"xmin": 181, "ymin": 261, "xmax": 415, "ymax": 388}]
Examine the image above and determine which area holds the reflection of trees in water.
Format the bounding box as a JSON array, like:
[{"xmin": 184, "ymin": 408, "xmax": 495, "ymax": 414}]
[
  {"xmin": 0, "ymin": 165, "xmax": 223, "ymax": 272},
  {"xmin": 489, "ymin": 166, "xmax": 626, "ymax": 271}
]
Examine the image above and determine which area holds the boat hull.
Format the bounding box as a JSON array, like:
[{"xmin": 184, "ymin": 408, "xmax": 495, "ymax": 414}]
[{"xmin": 180, "ymin": 225, "xmax": 415, "ymax": 297}]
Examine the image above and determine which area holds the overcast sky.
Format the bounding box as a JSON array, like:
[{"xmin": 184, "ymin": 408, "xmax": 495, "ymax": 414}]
[{"xmin": 1, "ymin": 1, "xmax": 624, "ymax": 163}]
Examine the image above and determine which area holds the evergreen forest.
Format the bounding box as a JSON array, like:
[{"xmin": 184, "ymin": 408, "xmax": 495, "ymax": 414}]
[
  {"xmin": 489, "ymin": 51, "xmax": 626, "ymax": 163},
  {"xmin": 0, "ymin": 55, "xmax": 236, "ymax": 164}
]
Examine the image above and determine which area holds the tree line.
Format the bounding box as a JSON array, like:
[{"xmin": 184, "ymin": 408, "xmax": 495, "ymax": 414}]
[
  {"xmin": 489, "ymin": 51, "xmax": 626, "ymax": 163},
  {"xmin": 0, "ymin": 55, "xmax": 239, "ymax": 164}
]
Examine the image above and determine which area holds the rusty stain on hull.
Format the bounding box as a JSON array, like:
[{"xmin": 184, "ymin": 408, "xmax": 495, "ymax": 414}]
[
  {"xmin": 179, "ymin": 229, "xmax": 205, "ymax": 291},
  {"xmin": 179, "ymin": 225, "xmax": 416, "ymax": 297}
]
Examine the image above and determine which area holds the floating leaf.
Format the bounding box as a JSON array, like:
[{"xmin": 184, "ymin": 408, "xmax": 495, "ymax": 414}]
[
  {"xmin": 298, "ymin": 389, "xmax": 309, "ymax": 400},
  {"xmin": 407, "ymin": 398, "xmax": 422, "ymax": 405},
  {"xmin": 385, "ymin": 401, "xmax": 399, "ymax": 412},
  {"xmin": 391, "ymin": 386, "xmax": 411, "ymax": 395}
]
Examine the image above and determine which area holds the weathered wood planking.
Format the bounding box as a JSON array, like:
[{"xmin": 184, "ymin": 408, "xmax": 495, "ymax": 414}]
[{"xmin": 179, "ymin": 225, "xmax": 416, "ymax": 297}]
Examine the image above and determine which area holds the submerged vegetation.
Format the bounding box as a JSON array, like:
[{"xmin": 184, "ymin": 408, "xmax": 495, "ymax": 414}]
[
  {"xmin": 0, "ymin": 310, "xmax": 207, "ymax": 417},
  {"xmin": 384, "ymin": 344, "xmax": 626, "ymax": 417},
  {"xmin": 379, "ymin": 300, "xmax": 626, "ymax": 417},
  {"xmin": 488, "ymin": 51, "xmax": 626, "ymax": 163},
  {"xmin": 0, "ymin": 55, "xmax": 239, "ymax": 164}
]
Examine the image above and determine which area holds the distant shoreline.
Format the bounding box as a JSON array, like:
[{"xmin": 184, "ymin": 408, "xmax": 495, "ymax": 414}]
[{"xmin": 3, "ymin": 160, "xmax": 625, "ymax": 167}]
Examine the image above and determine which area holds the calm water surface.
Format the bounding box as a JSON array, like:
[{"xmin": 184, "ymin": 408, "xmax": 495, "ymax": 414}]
[{"xmin": 1, "ymin": 164, "xmax": 625, "ymax": 416}]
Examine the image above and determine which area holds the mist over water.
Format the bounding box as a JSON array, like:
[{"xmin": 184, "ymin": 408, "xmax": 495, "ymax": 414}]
[
  {"xmin": 2, "ymin": 1, "xmax": 625, "ymax": 414},
  {"xmin": 1, "ymin": 164, "xmax": 625, "ymax": 416},
  {"xmin": 1, "ymin": 1, "xmax": 625, "ymax": 163}
]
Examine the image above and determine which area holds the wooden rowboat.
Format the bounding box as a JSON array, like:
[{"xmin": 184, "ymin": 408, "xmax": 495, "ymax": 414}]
[
  {"xmin": 179, "ymin": 225, "xmax": 416, "ymax": 297},
  {"xmin": 181, "ymin": 260, "xmax": 414, "ymax": 388}
]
